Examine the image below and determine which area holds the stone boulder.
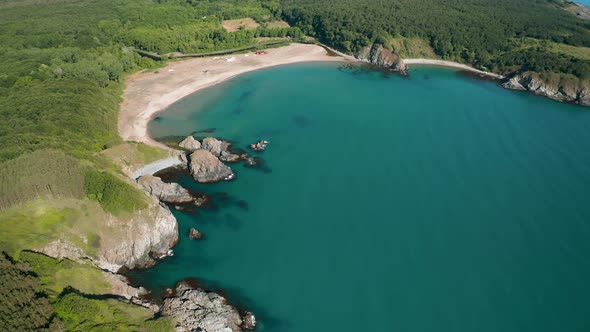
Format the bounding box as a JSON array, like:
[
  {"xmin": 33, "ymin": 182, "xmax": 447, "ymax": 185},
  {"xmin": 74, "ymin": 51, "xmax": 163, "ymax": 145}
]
[
  {"xmin": 202, "ymin": 137, "xmax": 231, "ymax": 157},
  {"xmin": 188, "ymin": 228, "xmax": 204, "ymax": 240},
  {"xmin": 220, "ymin": 151, "xmax": 241, "ymax": 162},
  {"xmin": 161, "ymin": 282, "xmax": 255, "ymax": 332},
  {"xmin": 189, "ymin": 149, "xmax": 234, "ymax": 183},
  {"xmin": 179, "ymin": 136, "xmax": 201, "ymax": 151},
  {"xmin": 137, "ymin": 175, "xmax": 193, "ymax": 204}
]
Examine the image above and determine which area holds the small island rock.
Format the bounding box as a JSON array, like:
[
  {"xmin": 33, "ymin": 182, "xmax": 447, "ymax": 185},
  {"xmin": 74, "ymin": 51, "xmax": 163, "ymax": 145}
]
[
  {"xmin": 249, "ymin": 140, "xmax": 269, "ymax": 151},
  {"xmin": 179, "ymin": 136, "xmax": 201, "ymax": 151},
  {"xmin": 138, "ymin": 175, "xmax": 194, "ymax": 204},
  {"xmin": 189, "ymin": 149, "xmax": 234, "ymax": 183},
  {"xmin": 188, "ymin": 228, "xmax": 204, "ymax": 240}
]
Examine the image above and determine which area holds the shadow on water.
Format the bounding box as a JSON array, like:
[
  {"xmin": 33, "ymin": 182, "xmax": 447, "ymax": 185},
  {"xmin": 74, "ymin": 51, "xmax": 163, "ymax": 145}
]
[
  {"xmin": 190, "ymin": 128, "xmax": 216, "ymax": 135},
  {"xmin": 292, "ymin": 115, "xmax": 311, "ymax": 128}
]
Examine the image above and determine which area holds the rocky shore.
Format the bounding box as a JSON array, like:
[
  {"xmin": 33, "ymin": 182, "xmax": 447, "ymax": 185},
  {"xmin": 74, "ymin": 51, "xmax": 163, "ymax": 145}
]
[
  {"xmin": 352, "ymin": 42, "xmax": 589, "ymax": 107},
  {"xmin": 162, "ymin": 281, "xmax": 256, "ymax": 332},
  {"xmin": 122, "ymin": 134, "xmax": 268, "ymax": 330},
  {"xmin": 502, "ymin": 72, "xmax": 590, "ymax": 106}
]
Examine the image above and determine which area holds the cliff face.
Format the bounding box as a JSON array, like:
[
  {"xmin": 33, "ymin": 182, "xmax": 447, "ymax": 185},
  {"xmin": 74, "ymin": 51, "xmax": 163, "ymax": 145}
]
[
  {"xmin": 98, "ymin": 202, "xmax": 178, "ymax": 271},
  {"xmin": 39, "ymin": 198, "xmax": 178, "ymax": 273},
  {"xmin": 355, "ymin": 44, "xmax": 407, "ymax": 73},
  {"xmin": 502, "ymin": 72, "xmax": 590, "ymax": 106}
]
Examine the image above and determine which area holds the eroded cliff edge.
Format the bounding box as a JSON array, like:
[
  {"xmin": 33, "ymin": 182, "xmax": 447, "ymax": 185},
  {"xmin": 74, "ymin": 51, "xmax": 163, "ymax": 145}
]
[
  {"xmin": 502, "ymin": 71, "xmax": 590, "ymax": 106},
  {"xmin": 39, "ymin": 199, "xmax": 178, "ymax": 272}
]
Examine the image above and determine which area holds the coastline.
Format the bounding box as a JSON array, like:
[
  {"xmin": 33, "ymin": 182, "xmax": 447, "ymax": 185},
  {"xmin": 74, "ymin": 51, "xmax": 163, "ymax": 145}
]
[
  {"xmin": 120, "ymin": 43, "xmax": 507, "ymax": 151},
  {"xmin": 403, "ymin": 58, "xmax": 505, "ymax": 79},
  {"xmin": 119, "ymin": 43, "xmax": 347, "ymax": 149}
]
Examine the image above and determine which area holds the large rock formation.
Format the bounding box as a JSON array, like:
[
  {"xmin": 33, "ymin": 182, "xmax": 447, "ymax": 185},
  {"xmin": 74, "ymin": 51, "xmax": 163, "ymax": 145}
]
[
  {"xmin": 356, "ymin": 44, "xmax": 407, "ymax": 73},
  {"xmin": 162, "ymin": 282, "xmax": 255, "ymax": 332},
  {"xmin": 502, "ymin": 72, "xmax": 590, "ymax": 106},
  {"xmin": 39, "ymin": 201, "xmax": 178, "ymax": 272},
  {"xmin": 202, "ymin": 137, "xmax": 231, "ymax": 157},
  {"xmin": 179, "ymin": 136, "xmax": 201, "ymax": 151},
  {"xmin": 189, "ymin": 149, "xmax": 234, "ymax": 183},
  {"xmin": 98, "ymin": 203, "xmax": 178, "ymax": 270},
  {"xmin": 137, "ymin": 175, "xmax": 193, "ymax": 204}
]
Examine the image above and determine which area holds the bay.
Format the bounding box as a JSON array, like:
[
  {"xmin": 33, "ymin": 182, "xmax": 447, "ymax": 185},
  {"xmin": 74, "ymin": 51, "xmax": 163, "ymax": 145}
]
[{"xmin": 132, "ymin": 62, "xmax": 590, "ymax": 332}]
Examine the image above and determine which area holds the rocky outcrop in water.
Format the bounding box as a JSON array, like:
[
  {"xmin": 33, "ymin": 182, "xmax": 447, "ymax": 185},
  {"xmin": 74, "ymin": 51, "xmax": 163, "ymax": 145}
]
[
  {"xmin": 189, "ymin": 149, "xmax": 234, "ymax": 183},
  {"xmin": 162, "ymin": 282, "xmax": 255, "ymax": 332},
  {"xmin": 179, "ymin": 136, "xmax": 202, "ymax": 151},
  {"xmin": 202, "ymin": 137, "xmax": 231, "ymax": 157},
  {"xmin": 188, "ymin": 228, "xmax": 204, "ymax": 240},
  {"xmin": 502, "ymin": 72, "xmax": 590, "ymax": 106},
  {"xmin": 249, "ymin": 140, "xmax": 269, "ymax": 152},
  {"xmin": 220, "ymin": 151, "xmax": 241, "ymax": 162},
  {"xmin": 138, "ymin": 175, "xmax": 194, "ymax": 204},
  {"xmin": 355, "ymin": 44, "xmax": 407, "ymax": 73}
]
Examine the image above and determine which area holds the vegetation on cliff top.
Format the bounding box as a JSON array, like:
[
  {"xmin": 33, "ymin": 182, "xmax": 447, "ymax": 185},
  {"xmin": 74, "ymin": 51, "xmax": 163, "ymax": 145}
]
[{"xmin": 1, "ymin": 251, "xmax": 174, "ymax": 331}]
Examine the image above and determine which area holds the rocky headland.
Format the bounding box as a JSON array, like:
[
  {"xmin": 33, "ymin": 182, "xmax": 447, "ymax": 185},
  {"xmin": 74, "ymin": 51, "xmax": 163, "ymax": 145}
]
[
  {"xmin": 162, "ymin": 281, "xmax": 256, "ymax": 332},
  {"xmin": 502, "ymin": 71, "xmax": 590, "ymax": 106},
  {"xmin": 355, "ymin": 43, "xmax": 408, "ymax": 74},
  {"xmin": 39, "ymin": 199, "xmax": 178, "ymax": 272}
]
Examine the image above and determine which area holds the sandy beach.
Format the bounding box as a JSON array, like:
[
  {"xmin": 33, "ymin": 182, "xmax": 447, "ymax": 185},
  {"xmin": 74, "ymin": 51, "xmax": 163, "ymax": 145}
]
[
  {"xmin": 119, "ymin": 43, "xmax": 346, "ymax": 147},
  {"xmin": 404, "ymin": 59, "xmax": 505, "ymax": 79},
  {"xmin": 119, "ymin": 43, "xmax": 506, "ymax": 148}
]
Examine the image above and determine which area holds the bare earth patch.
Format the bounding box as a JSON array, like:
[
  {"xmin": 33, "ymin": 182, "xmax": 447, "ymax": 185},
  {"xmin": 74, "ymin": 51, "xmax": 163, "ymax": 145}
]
[
  {"xmin": 265, "ymin": 20, "xmax": 291, "ymax": 29},
  {"xmin": 222, "ymin": 18, "xmax": 260, "ymax": 32}
]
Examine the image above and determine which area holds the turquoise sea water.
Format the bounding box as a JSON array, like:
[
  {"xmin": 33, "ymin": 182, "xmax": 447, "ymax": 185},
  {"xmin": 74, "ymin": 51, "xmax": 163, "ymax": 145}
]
[{"xmin": 133, "ymin": 63, "xmax": 590, "ymax": 332}]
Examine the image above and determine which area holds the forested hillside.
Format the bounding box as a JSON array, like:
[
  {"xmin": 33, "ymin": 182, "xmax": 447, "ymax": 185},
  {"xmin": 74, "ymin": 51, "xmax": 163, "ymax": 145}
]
[
  {"xmin": 0, "ymin": 0, "xmax": 300, "ymax": 161},
  {"xmin": 280, "ymin": 0, "xmax": 590, "ymax": 79}
]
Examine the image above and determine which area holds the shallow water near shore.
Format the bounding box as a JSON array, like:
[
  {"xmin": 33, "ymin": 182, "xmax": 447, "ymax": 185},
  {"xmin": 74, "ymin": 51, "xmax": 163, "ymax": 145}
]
[{"xmin": 132, "ymin": 62, "xmax": 590, "ymax": 331}]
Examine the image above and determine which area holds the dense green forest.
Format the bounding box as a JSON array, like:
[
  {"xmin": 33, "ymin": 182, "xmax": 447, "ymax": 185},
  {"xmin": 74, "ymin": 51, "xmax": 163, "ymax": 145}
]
[
  {"xmin": 0, "ymin": 0, "xmax": 300, "ymax": 161},
  {"xmin": 280, "ymin": 0, "xmax": 590, "ymax": 78}
]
